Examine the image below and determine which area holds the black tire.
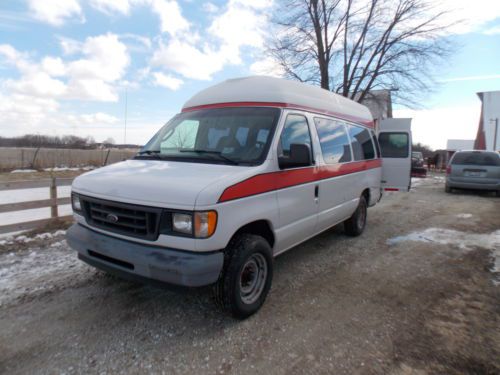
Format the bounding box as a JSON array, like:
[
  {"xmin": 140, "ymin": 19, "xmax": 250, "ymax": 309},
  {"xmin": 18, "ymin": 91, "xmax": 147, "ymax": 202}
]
[
  {"xmin": 344, "ymin": 195, "xmax": 367, "ymax": 237},
  {"xmin": 445, "ymin": 185, "xmax": 452, "ymax": 193},
  {"xmin": 213, "ymin": 233, "xmax": 273, "ymax": 319},
  {"xmin": 496, "ymin": 190, "xmax": 500, "ymax": 198}
]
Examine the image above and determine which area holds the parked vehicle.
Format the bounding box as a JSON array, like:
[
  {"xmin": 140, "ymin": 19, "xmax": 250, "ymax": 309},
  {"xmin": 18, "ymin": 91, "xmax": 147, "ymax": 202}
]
[
  {"xmin": 66, "ymin": 76, "xmax": 412, "ymax": 318},
  {"xmin": 445, "ymin": 150, "xmax": 500, "ymax": 196},
  {"xmin": 411, "ymin": 151, "xmax": 427, "ymax": 177}
]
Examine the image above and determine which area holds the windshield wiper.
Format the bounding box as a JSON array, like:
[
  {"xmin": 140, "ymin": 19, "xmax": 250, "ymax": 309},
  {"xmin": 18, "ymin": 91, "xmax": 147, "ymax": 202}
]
[
  {"xmin": 134, "ymin": 150, "xmax": 163, "ymax": 159},
  {"xmin": 137, "ymin": 150, "xmax": 160, "ymax": 155},
  {"xmin": 179, "ymin": 149, "xmax": 239, "ymax": 165}
]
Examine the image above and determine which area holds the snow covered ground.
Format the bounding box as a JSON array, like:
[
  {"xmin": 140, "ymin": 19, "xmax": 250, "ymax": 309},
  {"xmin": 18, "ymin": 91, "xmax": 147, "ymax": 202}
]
[
  {"xmin": 0, "ymin": 238, "xmax": 91, "ymax": 307},
  {"xmin": 388, "ymin": 228, "xmax": 500, "ymax": 284}
]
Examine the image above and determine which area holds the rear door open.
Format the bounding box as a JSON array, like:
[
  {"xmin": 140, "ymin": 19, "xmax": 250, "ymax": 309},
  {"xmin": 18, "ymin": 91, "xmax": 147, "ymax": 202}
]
[{"xmin": 378, "ymin": 118, "xmax": 412, "ymax": 192}]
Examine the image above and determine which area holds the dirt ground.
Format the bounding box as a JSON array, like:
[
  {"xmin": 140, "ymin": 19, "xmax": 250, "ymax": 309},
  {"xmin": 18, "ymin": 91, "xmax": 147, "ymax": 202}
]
[{"xmin": 0, "ymin": 174, "xmax": 499, "ymax": 375}]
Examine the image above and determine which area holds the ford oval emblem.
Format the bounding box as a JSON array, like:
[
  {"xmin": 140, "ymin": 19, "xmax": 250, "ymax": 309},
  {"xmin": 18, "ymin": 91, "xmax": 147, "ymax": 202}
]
[{"xmin": 106, "ymin": 213, "xmax": 119, "ymax": 223}]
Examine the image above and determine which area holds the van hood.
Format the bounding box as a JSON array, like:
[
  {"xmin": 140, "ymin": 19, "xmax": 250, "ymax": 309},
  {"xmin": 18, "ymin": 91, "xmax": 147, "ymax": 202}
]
[{"xmin": 72, "ymin": 159, "xmax": 255, "ymax": 209}]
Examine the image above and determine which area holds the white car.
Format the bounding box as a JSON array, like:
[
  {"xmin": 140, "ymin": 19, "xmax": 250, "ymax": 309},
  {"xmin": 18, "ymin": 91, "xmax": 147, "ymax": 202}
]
[{"xmin": 67, "ymin": 76, "xmax": 411, "ymax": 318}]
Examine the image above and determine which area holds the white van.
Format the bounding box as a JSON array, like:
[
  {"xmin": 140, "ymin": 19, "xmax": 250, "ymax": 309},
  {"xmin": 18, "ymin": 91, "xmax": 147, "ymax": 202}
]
[{"xmin": 67, "ymin": 76, "xmax": 411, "ymax": 318}]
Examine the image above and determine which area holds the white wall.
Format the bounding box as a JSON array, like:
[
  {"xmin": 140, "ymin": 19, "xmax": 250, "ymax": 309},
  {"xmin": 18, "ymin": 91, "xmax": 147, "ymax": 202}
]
[{"xmin": 480, "ymin": 91, "xmax": 500, "ymax": 151}]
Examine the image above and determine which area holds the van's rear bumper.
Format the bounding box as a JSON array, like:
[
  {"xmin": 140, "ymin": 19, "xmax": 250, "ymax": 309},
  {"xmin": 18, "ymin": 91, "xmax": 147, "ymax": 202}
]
[
  {"xmin": 66, "ymin": 224, "xmax": 224, "ymax": 287},
  {"xmin": 446, "ymin": 178, "xmax": 500, "ymax": 191}
]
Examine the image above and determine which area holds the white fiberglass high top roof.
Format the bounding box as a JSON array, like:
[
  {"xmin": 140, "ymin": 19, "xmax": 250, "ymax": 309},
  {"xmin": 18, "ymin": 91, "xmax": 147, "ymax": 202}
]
[{"xmin": 182, "ymin": 76, "xmax": 373, "ymax": 126}]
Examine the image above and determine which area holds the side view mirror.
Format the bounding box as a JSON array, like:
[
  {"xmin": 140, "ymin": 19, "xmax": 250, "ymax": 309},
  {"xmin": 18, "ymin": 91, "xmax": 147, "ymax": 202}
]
[{"xmin": 278, "ymin": 143, "xmax": 312, "ymax": 169}]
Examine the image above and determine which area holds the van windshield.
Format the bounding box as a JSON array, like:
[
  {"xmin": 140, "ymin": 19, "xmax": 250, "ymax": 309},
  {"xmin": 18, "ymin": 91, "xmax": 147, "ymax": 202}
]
[
  {"xmin": 137, "ymin": 107, "xmax": 281, "ymax": 166},
  {"xmin": 451, "ymin": 151, "xmax": 500, "ymax": 166}
]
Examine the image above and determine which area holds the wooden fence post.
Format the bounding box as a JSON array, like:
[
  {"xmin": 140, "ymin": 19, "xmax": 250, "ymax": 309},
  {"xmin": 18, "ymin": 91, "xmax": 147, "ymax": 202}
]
[
  {"xmin": 50, "ymin": 177, "xmax": 58, "ymax": 218},
  {"xmin": 103, "ymin": 149, "xmax": 111, "ymax": 166}
]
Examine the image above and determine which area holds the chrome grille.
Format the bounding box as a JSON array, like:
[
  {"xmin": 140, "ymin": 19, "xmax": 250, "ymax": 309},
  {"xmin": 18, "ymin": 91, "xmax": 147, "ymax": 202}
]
[{"xmin": 81, "ymin": 195, "xmax": 162, "ymax": 240}]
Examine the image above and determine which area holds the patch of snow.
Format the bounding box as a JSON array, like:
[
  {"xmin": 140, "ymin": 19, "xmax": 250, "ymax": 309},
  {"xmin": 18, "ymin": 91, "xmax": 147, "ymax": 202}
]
[
  {"xmin": 387, "ymin": 228, "xmax": 500, "ymax": 284},
  {"xmin": 387, "ymin": 228, "xmax": 499, "ymax": 250},
  {"xmin": 432, "ymin": 176, "xmax": 445, "ymax": 182},
  {"xmin": 0, "ymin": 240, "xmax": 89, "ymax": 306},
  {"xmin": 44, "ymin": 166, "xmax": 94, "ymax": 172},
  {"xmin": 10, "ymin": 169, "xmax": 37, "ymax": 173},
  {"xmin": 411, "ymin": 178, "xmax": 426, "ymax": 187},
  {"xmin": 456, "ymin": 213, "xmax": 473, "ymax": 219}
]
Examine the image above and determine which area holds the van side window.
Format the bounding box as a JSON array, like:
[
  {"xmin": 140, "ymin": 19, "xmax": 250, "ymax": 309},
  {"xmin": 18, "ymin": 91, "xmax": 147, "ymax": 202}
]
[
  {"xmin": 279, "ymin": 114, "xmax": 312, "ymax": 159},
  {"xmin": 347, "ymin": 125, "xmax": 375, "ymax": 161},
  {"xmin": 371, "ymin": 130, "xmax": 381, "ymax": 158},
  {"xmin": 313, "ymin": 118, "xmax": 352, "ymax": 164},
  {"xmin": 378, "ymin": 133, "xmax": 409, "ymax": 158}
]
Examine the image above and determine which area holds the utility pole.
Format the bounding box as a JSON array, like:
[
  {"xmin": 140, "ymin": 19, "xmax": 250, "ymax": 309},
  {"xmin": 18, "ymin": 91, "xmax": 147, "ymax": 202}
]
[{"xmin": 124, "ymin": 88, "xmax": 128, "ymax": 145}]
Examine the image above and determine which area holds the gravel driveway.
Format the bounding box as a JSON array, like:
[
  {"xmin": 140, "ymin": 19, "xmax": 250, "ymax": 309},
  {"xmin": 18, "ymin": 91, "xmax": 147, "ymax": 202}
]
[{"xmin": 1, "ymin": 175, "xmax": 499, "ymax": 375}]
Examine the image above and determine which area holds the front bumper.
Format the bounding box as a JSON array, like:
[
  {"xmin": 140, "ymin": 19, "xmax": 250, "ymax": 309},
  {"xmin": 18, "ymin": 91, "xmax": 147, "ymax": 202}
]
[{"xmin": 66, "ymin": 224, "xmax": 224, "ymax": 287}]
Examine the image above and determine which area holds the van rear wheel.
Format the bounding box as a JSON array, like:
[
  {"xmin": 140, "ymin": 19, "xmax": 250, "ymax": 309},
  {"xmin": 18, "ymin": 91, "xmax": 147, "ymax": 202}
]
[
  {"xmin": 213, "ymin": 233, "xmax": 273, "ymax": 319},
  {"xmin": 344, "ymin": 195, "xmax": 367, "ymax": 237}
]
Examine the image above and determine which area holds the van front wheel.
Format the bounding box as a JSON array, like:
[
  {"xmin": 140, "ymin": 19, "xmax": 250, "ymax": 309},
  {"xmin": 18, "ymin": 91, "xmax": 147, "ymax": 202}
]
[
  {"xmin": 213, "ymin": 234, "xmax": 273, "ymax": 319},
  {"xmin": 344, "ymin": 195, "xmax": 367, "ymax": 237}
]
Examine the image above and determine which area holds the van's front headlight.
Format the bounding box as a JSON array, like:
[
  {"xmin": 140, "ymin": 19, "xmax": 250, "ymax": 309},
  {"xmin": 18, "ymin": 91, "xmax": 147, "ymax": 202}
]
[
  {"xmin": 71, "ymin": 193, "xmax": 82, "ymax": 213},
  {"xmin": 171, "ymin": 211, "xmax": 217, "ymax": 238},
  {"xmin": 172, "ymin": 213, "xmax": 193, "ymax": 235}
]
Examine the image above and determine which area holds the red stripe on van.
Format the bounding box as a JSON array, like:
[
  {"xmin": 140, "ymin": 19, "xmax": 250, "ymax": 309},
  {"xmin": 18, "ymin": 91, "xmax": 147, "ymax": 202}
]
[
  {"xmin": 218, "ymin": 159, "xmax": 382, "ymax": 202},
  {"xmin": 182, "ymin": 102, "xmax": 375, "ymax": 128},
  {"xmin": 384, "ymin": 188, "xmax": 399, "ymax": 191}
]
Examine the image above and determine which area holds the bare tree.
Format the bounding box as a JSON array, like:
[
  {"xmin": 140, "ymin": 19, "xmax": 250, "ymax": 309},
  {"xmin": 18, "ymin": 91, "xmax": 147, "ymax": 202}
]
[{"xmin": 268, "ymin": 0, "xmax": 455, "ymax": 105}]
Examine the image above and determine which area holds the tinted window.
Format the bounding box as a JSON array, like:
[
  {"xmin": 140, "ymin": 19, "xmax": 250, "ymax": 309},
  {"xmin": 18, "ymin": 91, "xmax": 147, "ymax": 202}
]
[
  {"xmin": 347, "ymin": 125, "xmax": 375, "ymax": 161},
  {"xmin": 280, "ymin": 114, "xmax": 312, "ymax": 158},
  {"xmin": 314, "ymin": 118, "xmax": 351, "ymax": 163},
  {"xmin": 451, "ymin": 152, "xmax": 500, "ymax": 166},
  {"xmin": 378, "ymin": 132, "xmax": 409, "ymax": 158}
]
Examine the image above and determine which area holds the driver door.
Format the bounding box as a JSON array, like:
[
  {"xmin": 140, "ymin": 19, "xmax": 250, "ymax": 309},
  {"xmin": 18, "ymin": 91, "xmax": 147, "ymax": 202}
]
[{"xmin": 275, "ymin": 113, "xmax": 318, "ymax": 252}]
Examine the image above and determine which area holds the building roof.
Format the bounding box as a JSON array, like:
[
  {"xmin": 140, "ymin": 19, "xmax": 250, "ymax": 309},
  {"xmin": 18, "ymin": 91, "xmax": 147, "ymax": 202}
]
[
  {"xmin": 446, "ymin": 139, "xmax": 475, "ymax": 151},
  {"xmin": 182, "ymin": 76, "xmax": 373, "ymax": 126}
]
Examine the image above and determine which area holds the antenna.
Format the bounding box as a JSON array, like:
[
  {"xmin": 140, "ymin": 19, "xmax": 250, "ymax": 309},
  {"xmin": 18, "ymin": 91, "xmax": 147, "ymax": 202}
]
[{"xmin": 124, "ymin": 88, "xmax": 128, "ymax": 145}]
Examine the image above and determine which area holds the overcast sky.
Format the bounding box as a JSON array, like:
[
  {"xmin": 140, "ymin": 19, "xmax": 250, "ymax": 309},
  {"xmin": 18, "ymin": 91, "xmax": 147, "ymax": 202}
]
[{"xmin": 0, "ymin": 0, "xmax": 499, "ymax": 150}]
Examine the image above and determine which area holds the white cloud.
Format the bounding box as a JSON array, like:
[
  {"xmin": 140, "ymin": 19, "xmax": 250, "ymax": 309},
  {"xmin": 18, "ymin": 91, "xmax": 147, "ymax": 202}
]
[
  {"xmin": 27, "ymin": 0, "xmax": 83, "ymax": 26},
  {"xmin": 436, "ymin": 0, "xmax": 500, "ymax": 34},
  {"xmin": 149, "ymin": 0, "xmax": 190, "ymax": 36},
  {"xmin": 483, "ymin": 25, "xmax": 500, "ymax": 35},
  {"xmin": 151, "ymin": 39, "xmax": 226, "ymax": 80},
  {"xmin": 2, "ymin": 34, "xmax": 130, "ymax": 102},
  {"xmin": 152, "ymin": 72, "xmax": 183, "ymax": 90},
  {"xmin": 0, "ymin": 34, "xmax": 130, "ymax": 141},
  {"xmin": 58, "ymin": 36, "xmax": 83, "ymax": 55},
  {"xmin": 394, "ymin": 104, "xmax": 481, "ymax": 150},
  {"xmin": 41, "ymin": 57, "xmax": 66, "ymax": 76},
  {"xmin": 250, "ymin": 56, "xmax": 285, "ymax": 77},
  {"xmin": 67, "ymin": 33, "xmax": 129, "ymax": 84},
  {"xmin": 6, "ymin": 72, "xmax": 67, "ymax": 97},
  {"xmin": 77, "ymin": 112, "xmax": 120, "ymax": 124},
  {"xmin": 89, "ymin": 0, "xmax": 131, "ymax": 15},
  {"xmin": 151, "ymin": 0, "xmax": 273, "ymax": 80},
  {"xmin": 0, "ymin": 92, "xmax": 121, "ymax": 140}
]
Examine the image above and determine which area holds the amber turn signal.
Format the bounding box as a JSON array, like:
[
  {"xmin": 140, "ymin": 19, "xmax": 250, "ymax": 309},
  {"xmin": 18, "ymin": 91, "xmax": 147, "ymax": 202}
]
[{"xmin": 194, "ymin": 211, "xmax": 217, "ymax": 238}]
